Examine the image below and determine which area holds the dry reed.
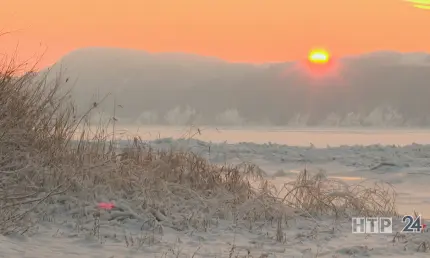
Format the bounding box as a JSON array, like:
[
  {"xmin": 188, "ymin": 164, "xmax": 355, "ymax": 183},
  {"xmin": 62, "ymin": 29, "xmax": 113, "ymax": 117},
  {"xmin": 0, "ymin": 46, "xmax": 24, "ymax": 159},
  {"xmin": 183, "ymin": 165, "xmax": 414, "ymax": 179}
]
[{"xmin": 280, "ymin": 169, "xmax": 397, "ymax": 217}]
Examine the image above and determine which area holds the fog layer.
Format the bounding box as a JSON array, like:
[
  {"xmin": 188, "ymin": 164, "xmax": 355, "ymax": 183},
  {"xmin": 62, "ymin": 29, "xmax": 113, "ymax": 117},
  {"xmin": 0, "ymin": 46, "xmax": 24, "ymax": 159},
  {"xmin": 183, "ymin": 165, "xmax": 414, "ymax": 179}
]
[{"xmin": 42, "ymin": 47, "xmax": 430, "ymax": 127}]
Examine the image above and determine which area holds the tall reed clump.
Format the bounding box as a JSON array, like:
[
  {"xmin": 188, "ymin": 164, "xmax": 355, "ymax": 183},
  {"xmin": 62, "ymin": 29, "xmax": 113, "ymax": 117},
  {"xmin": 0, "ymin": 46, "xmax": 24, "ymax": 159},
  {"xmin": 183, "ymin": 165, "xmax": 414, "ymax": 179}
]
[{"xmin": 0, "ymin": 56, "xmax": 81, "ymax": 234}]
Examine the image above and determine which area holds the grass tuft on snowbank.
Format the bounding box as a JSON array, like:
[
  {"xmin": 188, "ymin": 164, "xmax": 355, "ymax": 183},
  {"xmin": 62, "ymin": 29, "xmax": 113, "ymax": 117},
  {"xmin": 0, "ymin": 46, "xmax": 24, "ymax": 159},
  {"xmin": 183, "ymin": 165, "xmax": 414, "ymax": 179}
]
[{"xmin": 280, "ymin": 169, "xmax": 397, "ymax": 217}]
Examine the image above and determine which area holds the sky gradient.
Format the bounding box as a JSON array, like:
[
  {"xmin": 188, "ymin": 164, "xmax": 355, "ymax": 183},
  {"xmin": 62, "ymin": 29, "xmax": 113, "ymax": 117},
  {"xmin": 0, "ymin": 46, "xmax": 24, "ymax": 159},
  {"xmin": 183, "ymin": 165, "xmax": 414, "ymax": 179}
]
[{"xmin": 1, "ymin": 0, "xmax": 430, "ymax": 68}]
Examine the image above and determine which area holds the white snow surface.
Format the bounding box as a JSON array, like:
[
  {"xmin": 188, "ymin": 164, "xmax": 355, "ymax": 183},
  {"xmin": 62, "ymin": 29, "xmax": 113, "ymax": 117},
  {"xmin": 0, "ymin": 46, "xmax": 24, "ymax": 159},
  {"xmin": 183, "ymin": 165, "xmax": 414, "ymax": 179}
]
[{"xmin": 3, "ymin": 138, "xmax": 430, "ymax": 257}]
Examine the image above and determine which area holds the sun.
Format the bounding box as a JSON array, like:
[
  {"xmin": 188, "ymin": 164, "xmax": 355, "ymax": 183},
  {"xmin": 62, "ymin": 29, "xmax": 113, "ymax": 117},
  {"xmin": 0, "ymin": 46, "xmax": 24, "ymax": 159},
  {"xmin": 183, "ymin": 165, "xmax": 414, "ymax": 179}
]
[
  {"xmin": 308, "ymin": 49, "xmax": 330, "ymax": 64},
  {"xmin": 300, "ymin": 48, "xmax": 340, "ymax": 79}
]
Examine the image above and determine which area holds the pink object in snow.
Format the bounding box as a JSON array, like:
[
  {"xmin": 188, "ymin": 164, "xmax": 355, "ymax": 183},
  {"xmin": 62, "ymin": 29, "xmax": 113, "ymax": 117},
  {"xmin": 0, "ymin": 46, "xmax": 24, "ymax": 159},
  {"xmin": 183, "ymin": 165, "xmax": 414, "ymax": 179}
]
[{"xmin": 97, "ymin": 202, "xmax": 115, "ymax": 210}]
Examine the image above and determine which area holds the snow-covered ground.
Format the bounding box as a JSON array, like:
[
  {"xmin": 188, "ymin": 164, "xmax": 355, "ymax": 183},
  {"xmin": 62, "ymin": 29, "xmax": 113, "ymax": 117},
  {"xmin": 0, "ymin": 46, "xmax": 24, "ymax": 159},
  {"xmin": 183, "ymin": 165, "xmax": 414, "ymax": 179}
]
[{"xmin": 3, "ymin": 135, "xmax": 430, "ymax": 257}]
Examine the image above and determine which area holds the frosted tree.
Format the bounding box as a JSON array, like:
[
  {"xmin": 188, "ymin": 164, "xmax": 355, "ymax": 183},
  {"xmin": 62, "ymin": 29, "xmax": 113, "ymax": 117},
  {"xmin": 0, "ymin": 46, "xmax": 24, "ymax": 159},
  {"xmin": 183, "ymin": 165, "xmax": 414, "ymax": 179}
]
[
  {"xmin": 164, "ymin": 106, "xmax": 197, "ymax": 125},
  {"xmin": 288, "ymin": 113, "xmax": 309, "ymax": 127},
  {"xmin": 341, "ymin": 112, "xmax": 362, "ymax": 127},
  {"xmin": 215, "ymin": 109, "xmax": 245, "ymax": 126},
  {"xmin": 384, "ymin": 106, "xmax": 404, "ymax": 126},
  {"xmin": 363, "ymin": 107, "xmax": 385, "ymax": 126},
  {"xmin": 363, "ymin": 106, "xmax": 404, "ymax": 127},
  {"xmin": 322, "ymin": 112, "xmax": 341, "ymax": 126}
]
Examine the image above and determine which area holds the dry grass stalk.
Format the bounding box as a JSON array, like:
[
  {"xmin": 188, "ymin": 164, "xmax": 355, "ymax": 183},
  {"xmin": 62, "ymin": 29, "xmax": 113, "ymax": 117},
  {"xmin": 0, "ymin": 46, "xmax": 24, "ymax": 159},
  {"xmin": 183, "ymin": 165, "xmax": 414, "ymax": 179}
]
[{"xmin": 280, "ymin": 169, "xmax": 397, "ymax": 217}]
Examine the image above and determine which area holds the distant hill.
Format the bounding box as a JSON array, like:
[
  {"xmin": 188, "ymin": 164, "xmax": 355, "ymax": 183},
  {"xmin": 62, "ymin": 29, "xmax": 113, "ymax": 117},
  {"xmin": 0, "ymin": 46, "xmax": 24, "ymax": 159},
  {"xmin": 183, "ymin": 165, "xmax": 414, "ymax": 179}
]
[{"xmin": 39, "ymin": 47, "xmax": 430, "ymax": 127}]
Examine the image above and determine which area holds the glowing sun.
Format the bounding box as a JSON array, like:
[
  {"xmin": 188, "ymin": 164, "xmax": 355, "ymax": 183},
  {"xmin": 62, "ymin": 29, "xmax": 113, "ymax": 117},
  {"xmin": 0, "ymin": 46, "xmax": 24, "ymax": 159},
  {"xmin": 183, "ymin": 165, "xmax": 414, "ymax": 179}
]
[{"xmin": 308, "ymin": 49, "xmax": 330, "ymax": 64}]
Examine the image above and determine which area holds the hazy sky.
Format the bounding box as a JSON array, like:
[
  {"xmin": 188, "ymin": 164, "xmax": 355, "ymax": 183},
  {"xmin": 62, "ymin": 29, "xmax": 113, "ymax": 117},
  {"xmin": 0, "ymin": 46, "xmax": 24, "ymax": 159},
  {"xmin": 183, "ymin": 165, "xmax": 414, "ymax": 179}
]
[{"xmin": 1, "ymin": 0, "xmax": 430, "ymax": 68}]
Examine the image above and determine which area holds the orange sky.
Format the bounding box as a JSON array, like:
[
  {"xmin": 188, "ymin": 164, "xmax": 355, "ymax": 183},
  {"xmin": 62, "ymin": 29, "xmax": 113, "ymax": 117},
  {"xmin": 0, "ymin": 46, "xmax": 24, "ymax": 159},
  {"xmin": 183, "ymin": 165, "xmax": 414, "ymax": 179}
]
[{"xmin": 1, "ymin": 0, "xmax": 430, "ymax": 68}]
